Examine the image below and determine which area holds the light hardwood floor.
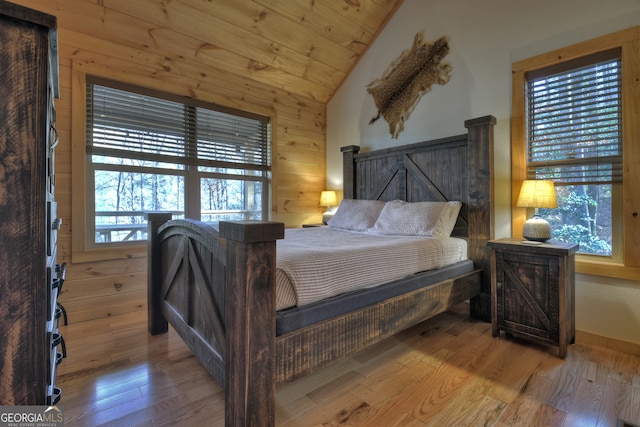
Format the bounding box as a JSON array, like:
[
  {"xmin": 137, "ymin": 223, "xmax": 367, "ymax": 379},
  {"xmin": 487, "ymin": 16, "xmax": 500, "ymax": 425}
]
[{"xmin": 56, "ymin": 303, "xmax": 640, "ymax": 426}]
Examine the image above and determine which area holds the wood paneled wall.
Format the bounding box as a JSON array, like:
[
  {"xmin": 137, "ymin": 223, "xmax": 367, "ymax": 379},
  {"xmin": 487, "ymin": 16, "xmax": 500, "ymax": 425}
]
[{"xmin": 13, "ymin": 0, "xmax": 328, "ymax": 322}]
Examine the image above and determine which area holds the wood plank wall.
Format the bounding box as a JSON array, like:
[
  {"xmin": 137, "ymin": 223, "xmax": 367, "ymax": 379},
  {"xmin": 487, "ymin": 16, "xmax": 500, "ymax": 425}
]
[{"xmin": 13, "ymin": 0, "xmax": 328, "ymax": 322}]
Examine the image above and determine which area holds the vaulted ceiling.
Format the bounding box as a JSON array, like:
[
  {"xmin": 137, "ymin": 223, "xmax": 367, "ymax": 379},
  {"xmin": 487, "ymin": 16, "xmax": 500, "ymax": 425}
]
[
  {"xmin": 49, "ymin": 0, "xmax": 404, "ymax": 105},
  {"xmin": 169, "ymin": 0, "xmax": 404, "ymax": 103}
]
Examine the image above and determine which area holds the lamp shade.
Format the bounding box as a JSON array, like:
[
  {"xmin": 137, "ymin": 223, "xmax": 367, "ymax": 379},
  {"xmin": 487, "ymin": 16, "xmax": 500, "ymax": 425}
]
[
  {"xmin": 517, "ymin": 180, "xmax": 557, "ymax": 242},
  {"xmin": 516, "ymin": 180, "xmax": 557, "ymax": 208},
  {"xmin": 319, "ymin": 190, "xmax": 337, "ymax": 207}
]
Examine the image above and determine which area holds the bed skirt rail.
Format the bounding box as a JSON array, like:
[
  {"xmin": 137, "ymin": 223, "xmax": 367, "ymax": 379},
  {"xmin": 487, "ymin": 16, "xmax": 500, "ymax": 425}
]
[{"xmin": 275, "ymin": 269, "xmax": 481, "ymax": 386}]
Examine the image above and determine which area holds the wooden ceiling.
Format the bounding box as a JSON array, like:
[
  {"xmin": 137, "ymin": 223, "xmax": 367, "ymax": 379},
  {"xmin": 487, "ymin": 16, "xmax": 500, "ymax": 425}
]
[
  {"xmin": 57, "ymin": 0, "xmax": 404, "ymax": 105},
  {"xmin": 173, "ymin": 0, "xmax": 405, "ymax": 104}
]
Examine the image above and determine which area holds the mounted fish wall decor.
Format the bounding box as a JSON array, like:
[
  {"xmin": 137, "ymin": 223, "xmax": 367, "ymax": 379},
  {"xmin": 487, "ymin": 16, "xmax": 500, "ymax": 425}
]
[{"xmin": 367, "ymin": 32, "xmax": 452, "ymax": 139}]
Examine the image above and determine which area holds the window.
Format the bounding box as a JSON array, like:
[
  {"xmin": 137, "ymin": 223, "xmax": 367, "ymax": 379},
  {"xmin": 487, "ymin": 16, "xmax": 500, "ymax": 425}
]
[
  {"xmin": 525, "ymin": 49, "xmax": 622, "ymax": 258},
  {"xmin": 86, "ymin": 76, "xmax": 271, "ymax": 246},
  {"xmin": 512, "ymin": 27, "xmax": 640, "ymax": 279}
]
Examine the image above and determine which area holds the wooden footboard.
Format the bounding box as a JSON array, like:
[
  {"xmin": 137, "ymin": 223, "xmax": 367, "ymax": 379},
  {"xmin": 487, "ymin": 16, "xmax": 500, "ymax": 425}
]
[{"xmin": 147, "ymin": 214, "xmax": 285, "ymax": 426}]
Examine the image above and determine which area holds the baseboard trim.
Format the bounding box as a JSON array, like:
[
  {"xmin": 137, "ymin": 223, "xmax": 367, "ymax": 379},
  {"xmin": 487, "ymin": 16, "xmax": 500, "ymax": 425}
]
[{"xmin": 576, "ymin": 329, "xmax": 640, "ymax": 356}]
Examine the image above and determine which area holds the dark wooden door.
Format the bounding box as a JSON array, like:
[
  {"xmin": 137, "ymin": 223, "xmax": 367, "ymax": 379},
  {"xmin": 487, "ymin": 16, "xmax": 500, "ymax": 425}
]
[{"xmin": 495, "ymin": 250, "xmax": 560, "ymax": 344}]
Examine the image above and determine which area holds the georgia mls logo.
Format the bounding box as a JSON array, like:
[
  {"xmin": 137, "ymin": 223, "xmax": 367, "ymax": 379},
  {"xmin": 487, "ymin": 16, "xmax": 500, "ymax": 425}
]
[
  {"xmin": 44, "ymin": 406, "xmax": 63, "ymax": 420},
  {"xmin": 0, "ymin": 405, "xmax": 64, "ymax": 427}
]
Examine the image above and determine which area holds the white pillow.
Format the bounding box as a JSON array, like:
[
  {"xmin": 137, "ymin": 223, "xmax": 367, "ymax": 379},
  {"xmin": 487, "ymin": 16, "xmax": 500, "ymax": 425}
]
[
  {"xmin": 369, "ymin": 200, "xmax": 462, "ymax": 237},
  {"xmin": 327, "ymin": 199, "xmax": 385, "ymax": 232},
  {"xmin": 431, "ymin": 201, "xmax": 463, "ymax": 237}
]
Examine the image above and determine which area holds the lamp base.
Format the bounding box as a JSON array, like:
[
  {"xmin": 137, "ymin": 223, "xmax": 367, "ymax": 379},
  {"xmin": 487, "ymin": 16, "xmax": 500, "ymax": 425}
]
[
  {"xmin": 522, "ymin": 215, "xmax": 552, "ymax": 242},
  {"xmin": 322, "ymin": 212, "xmax": 333, "ymax": 225},
  {"xmin": 322, "ymin": 207, "xmax": 337, "ymax": 225}
]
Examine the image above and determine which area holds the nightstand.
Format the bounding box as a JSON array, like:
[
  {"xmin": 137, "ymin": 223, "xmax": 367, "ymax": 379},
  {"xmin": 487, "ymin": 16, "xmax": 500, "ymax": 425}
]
[{"xmin": 488, "ymin": 238, "xmax": 578, "ymax": 358}]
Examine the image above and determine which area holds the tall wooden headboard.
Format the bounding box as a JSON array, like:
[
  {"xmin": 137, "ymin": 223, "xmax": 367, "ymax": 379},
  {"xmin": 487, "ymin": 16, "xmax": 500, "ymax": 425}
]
[{"xmin": 341, "ymin": 115, "xmax": 496, "ymax": 320}]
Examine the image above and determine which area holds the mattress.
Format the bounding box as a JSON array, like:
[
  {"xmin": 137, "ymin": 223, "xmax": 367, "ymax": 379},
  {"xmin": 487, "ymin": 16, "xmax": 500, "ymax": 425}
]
[
  {"xmin": 275, "ymin": 226, "xmax": 468, "ymax": 311},
  {"xmin": 275, "ymin": 259, "xmax": 474, "ymax": 336}
]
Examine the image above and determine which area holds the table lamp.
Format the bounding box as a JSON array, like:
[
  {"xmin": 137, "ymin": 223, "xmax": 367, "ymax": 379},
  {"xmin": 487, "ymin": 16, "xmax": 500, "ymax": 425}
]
[
  {"xmin": 320, "ymin": 190, "xmax": 337, "ymax": 224},
  {"xmin": 516, "ymin": 180, "xmax": 557, "ymax": 242}
]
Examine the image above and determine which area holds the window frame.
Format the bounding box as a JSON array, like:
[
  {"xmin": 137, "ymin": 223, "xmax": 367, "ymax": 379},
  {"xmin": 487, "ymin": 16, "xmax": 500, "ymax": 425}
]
[
  {"xmin": 511, "ymin": 26, "xmax": 640, "ymax": 280},
  {"xmin": 71, "ymin": 64, "xmax": 276, "ymax": 263},
  {"xmin": 526, "ymin": 49, "xmax": 623, "ymax": 261}
]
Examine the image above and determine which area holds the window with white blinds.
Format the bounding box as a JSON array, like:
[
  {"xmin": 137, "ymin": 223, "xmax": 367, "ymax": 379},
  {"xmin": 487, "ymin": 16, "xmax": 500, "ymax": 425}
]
[
  {"xmin": 86, "ymin": 76, "xmax": 271, "ymax": 245},
  {"xmin": 512, "ymin": 27, "xmax": 640, "ymax": 275},
  {"xmin": 525, "ymin": 48, "xmax": 622, "ymax": 184},
  {"xmin": 521, "ymin": 47, "xmax": 623, "ymax": 258}
]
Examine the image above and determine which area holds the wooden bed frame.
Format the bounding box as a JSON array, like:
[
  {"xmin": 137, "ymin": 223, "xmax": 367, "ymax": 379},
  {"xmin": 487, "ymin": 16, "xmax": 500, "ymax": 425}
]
[{"xmin": 147, "ymin": 115, "xmax": 495, "ymax": 426}]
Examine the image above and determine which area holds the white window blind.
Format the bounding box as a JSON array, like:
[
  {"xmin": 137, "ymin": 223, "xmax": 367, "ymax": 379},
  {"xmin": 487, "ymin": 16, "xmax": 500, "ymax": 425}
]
[
  {"xmin": 526, "ymin": 48, "xmax": 622, "ymax": 185},
  {"xmin": 87, "ymin": 76, "xmax": 270, "ymax": 172},
  {"xmin": 85, "ymin": 76, "xmax": 271, "ymax": 245}
]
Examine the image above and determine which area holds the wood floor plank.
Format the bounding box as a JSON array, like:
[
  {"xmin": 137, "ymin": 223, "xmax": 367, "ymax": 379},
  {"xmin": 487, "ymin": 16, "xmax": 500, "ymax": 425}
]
[
  {"xmin": 564, "ymin": 377, "xmax": 605, "ymax": 426},
  {"xmin": 415, "ymin": 335, "xmax": 503, "ymax": 422},
  {"xmin": 584, "ymin": 344, "xmax": 615, "ymax": 385},
  {"xmin": 611, "ymin": 349, "xmax": 639, "ymax": 385},
  {"xmin": 357, "ymin": 360, "xmax": 437, "ymax": 407},
  {"xmin": 545, "ymin": 345, "xmax": 590, "ymax": 412},
  {"xmin": 497, "ymin": 374, "xmax": 554, "ymax": 425},
  {"xmin": 424, "ymin": 393, "xmax": 506, "ymax": 427},
  {"xmin": 485, "ymin": 345, "xmax": 546, "ymax": 404},
  {"xmin": 275, "ymin": 356, "xmax": 362, "ymax": 407},
  {"xmin": 152, "ymin": 394, "xmax": 225, "ymax": 427},
  {"xmin": 275, "ymin": 394, "xmax": 317, "ymax": 425},
  {"xmin": 280, "ymin": 391, "xmax": 374, "ymax": 427},
  {"xmin": 73, "ymin": 392, "xmax": 152, "ymax": 426},
  {"xmin": 55, "ymin": 303, "xmax": 640, "ymax": 426},
  {"xmin": 372, "ymin": 333, "xmax": 497, "ymax": 424},
  {"xmin": 529, "ymin": 403, "xmax": 567, "ymax": 426},
  {"xmin": 306, "ymin": 370, "xmax": 365, "ymax": 404},
  {"xmin": 597, "ymin": 375, "xmax": 639, "ymax": 427}
]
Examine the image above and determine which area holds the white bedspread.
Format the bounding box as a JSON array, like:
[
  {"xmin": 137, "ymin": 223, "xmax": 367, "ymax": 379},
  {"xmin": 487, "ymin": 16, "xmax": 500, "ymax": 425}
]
[{"xmin": 275, "ymin": 227, "xmax": 467, "ymax": 310}]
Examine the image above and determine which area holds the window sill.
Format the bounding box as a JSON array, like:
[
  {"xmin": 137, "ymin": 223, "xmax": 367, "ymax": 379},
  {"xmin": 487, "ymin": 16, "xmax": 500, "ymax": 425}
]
[
  {"xmin": 576, "ymin": 259, "xmax": 640, "ymax": 281},
  {"xmin": 72, "ymin": 244, "xmax": 147, "ymax": 264}
]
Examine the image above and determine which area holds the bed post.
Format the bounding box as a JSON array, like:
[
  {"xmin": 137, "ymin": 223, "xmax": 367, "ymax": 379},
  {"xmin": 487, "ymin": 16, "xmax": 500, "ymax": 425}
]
[
  {"xmin": 146, "ymin": 212, "xmax": 173, "ymax": 335},
  {"xmin": 219, "ymin": 220, "xmax": 284, "ymax": 427},
  {"xmin": 464, "ymin": 115, "xmax": 496, "ymax": 322},
  {"xmin": 341, "ymin": 145, "xmax": 360, "ymax": 199}
]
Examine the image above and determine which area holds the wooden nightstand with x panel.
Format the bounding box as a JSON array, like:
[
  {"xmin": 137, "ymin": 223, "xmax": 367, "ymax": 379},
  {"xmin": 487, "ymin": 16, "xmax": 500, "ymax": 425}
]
[{"xmin": 488, "ymin": 238, "xmax": 578, "ymax": 358}]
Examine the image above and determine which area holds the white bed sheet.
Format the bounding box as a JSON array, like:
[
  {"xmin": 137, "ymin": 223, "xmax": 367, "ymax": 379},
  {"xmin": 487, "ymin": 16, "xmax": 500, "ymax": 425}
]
[{"xmin": 275, "ymin": 227, "xmax": 468, "ymax": 310}]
